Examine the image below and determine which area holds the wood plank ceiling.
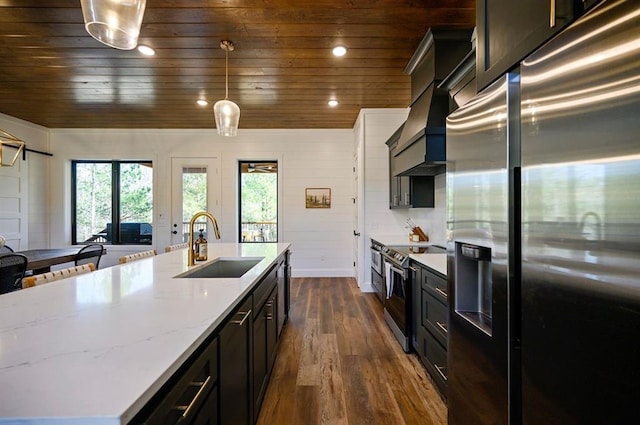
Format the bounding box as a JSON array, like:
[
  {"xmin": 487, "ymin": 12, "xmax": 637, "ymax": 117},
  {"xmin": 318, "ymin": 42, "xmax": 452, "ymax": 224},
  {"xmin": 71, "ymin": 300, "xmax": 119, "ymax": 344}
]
[{"xmin": 0, "ymin": 1, "xmax": 475, "ymax": 129}]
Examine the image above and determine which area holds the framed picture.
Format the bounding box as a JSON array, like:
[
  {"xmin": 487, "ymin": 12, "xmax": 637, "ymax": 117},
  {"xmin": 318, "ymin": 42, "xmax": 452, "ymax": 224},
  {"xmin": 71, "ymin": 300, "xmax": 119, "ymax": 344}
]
[{"xmin": 305, "ymin": 188, "xmax": 331, "ymax": 208}]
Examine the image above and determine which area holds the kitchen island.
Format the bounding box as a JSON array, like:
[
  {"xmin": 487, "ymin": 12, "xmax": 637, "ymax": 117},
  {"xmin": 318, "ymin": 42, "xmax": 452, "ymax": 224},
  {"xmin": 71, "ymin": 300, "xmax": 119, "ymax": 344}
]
[{"xmin": 0, "ymin": 242, "xmax": 291, "ymax": 424}]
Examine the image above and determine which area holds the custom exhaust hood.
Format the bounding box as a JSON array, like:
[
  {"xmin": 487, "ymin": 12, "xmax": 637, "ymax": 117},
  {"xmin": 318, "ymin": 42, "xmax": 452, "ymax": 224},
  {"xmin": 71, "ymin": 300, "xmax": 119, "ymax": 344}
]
[{"xmin": 392, "ymin": 29, "xmax": 472, "ymax": 176}]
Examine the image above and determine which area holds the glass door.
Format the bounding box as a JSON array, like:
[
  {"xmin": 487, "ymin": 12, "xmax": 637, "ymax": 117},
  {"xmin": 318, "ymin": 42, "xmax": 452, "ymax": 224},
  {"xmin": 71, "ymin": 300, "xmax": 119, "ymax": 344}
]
[{"xmin": 171, "ymin": 157, "xmax": 221, "ymax": 245}]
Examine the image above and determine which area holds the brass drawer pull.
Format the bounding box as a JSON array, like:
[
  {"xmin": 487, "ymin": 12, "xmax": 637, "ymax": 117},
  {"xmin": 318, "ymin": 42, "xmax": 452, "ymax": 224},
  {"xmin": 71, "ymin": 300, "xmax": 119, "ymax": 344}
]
[
  {"xmin": 232, "ymin": 309, "xmax": 252, "ymax": 326},
  {"xmin": 434, "ymin": 287, "xmax": 447, "ymax": 298},
  {"xmin": 434, "ymin": 364, "xmax": 448, "ymax": 381},
  {"xmin": 550, "ymin": 0, "xmax": 556, "ymax": 27},
  {"xmin": 171, "ymin": 375, "xmax": 212, "ymax": 421}
]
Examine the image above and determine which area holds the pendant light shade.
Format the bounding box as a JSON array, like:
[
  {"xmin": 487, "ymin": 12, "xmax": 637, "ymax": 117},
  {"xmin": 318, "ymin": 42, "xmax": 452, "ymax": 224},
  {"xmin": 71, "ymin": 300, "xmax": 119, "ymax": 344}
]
[
  {"xmin": 214, "ymin": 100, "xmax": 241, "ymax": 137},
  {"xmin": 80, "ymin": 0, "xmax": 147, "ymax": 50},
  {"xmin": 0, "ymin": 128, "xmax": 26, "ymax": 167},
  {"xmin": 214, "ymin": 40, "xmax": 240, "ymax": 137}
]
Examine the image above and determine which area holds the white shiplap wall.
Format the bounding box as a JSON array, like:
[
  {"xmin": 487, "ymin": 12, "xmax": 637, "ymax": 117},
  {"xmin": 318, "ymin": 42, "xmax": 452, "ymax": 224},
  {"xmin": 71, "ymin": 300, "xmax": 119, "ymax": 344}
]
[
  {"xmin": 354, "ymin": 108, "xmax": 408, "ymax": 289},
  {"xmin": 354, "ymin": 108, "xmax": 448, "ymax": 289},
  {"xmin": 0, "ymin": 109, "xmax": 442, "ymax": 280},
  {"xmin": 48, "ymin": 128, "xmax": 354, "ymax": 275}
]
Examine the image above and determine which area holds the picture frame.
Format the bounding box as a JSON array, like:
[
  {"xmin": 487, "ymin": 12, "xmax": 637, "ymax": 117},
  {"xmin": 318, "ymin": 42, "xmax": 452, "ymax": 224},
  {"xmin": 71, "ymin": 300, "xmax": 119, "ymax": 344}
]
[{"xmin": 305, "ymin": 187, "xmax": 331, "ymax": 208}]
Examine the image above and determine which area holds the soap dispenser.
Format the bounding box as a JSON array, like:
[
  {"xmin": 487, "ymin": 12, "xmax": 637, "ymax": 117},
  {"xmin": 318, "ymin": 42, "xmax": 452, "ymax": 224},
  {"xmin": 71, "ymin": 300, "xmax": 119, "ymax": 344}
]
[{"xmin": 195, "ymin": 229, "xmax": 208, "ymax": 261}]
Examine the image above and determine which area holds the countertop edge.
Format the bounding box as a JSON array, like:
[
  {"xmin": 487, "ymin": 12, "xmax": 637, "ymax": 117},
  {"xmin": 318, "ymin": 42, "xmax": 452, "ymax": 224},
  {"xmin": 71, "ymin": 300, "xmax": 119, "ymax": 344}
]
[{"xmin": 410, "ymin": 253, "xmax": 448, "ymax": 277}]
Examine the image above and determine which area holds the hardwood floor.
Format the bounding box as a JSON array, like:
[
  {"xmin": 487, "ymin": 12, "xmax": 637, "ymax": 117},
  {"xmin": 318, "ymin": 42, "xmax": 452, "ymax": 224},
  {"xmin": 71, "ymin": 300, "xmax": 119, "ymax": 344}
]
[{"xmin": 257, "ymin": 277, "xmax": 447, "ymax": 425}]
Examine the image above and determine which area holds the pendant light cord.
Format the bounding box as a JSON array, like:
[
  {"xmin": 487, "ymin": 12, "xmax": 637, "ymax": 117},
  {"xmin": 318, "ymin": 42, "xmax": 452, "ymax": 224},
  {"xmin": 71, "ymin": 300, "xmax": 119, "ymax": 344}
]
[{"xmin": 225, "ymin": 47, "xmax": 229, "ymax": 100}]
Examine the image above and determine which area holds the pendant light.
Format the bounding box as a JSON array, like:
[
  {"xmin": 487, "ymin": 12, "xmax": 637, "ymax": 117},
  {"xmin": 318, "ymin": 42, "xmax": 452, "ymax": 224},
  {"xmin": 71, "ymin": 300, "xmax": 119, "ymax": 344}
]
[
  {"xmin": 80, "ymin": 0, "xmax": 147, "ymax": 50},
  {"xmin": 214, "ymin": 40, "xmax": 241, "ymax": 137},
  {"xmin": 0, "ymin": 128, "xmax": 25, "ymax": 167}
]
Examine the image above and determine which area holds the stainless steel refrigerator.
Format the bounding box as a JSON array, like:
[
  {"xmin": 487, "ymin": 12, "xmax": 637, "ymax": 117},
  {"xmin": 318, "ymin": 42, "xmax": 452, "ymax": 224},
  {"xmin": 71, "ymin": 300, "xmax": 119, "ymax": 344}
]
[{"xmin": 446, "ymin": 1, "xmax": 640, "ymax": 424}]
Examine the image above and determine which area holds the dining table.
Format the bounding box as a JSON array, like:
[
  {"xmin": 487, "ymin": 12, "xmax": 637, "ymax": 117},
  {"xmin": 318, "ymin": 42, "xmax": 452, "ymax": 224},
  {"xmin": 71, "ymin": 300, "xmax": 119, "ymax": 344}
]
[{"xmin": 16, "ymin": 248, "xmax": 84, "ymax": 274}]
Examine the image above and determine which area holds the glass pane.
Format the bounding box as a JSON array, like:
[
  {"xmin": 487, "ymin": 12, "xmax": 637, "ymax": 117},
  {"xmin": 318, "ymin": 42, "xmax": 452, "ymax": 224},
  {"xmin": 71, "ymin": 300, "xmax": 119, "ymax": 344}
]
[
  {"xmin": 182, "ymin": 167, "xmax": 207, "ymax": 242},
  {"xmin": 119, "ymin": 162, "xmax": 153, "ymax": 244},
  {"xmin": 75, "ymin": 163, "xmax": 112, "ymax": 243},
  {"xmin": 240, "ymin": 161, "xmax": 278, "ymax": 242}
]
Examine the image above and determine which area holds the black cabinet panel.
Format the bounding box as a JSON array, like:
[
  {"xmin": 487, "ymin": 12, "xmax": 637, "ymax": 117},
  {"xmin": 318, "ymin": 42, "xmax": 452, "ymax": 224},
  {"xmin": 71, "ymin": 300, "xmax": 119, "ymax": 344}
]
[
  {"xmin": 137, "ymin": 337, "xmax": 218, "ymax": 425},
  {"xmin": 422, "ymin": 268, "xmax": 447, "ymax": 304},
  {"xmin": 134, "ymin": 250, "xmax": 290, "ymax": 425},
  {"xmin": 390, "ymin": 176, "xmax": 435, "ymax": 209},
  {"xmin": 266, "ymin": 288, "xmax": 278, "ymax": 370},
  {"xmin": 421, "ymin": 327, "xmax": 448, "ymax": 395},
  {"xmin": 253, "ymin": 286, "xmax": 278, "ymax": 422},
  {"xmin": 411, "ymin": 260, "xmax": 449, "ymax": 399},
  {"xmin": 192, "ymin": 386, "xmax": 218, "ymax": 425},
  {"xmin": 476, "ymin": 0, "xmax": 580, "ymax": 90},
  {"xmin": 252, "ymin": 300, "xmax": 267, "ymax": 422},
  {"xmin": 424, "ymin": 290, "xmax": 448, "ymax": 347},
  {"xmin": 276, "ymin": 256, "xmax": 287, "ymax": 337},
  {"xmin": 410, "ymin": 263, "xmax": 422, "ymax": 351},
  {"xmin": 219, "ymin": 297, "xmax": 253, "ymax": 425}
]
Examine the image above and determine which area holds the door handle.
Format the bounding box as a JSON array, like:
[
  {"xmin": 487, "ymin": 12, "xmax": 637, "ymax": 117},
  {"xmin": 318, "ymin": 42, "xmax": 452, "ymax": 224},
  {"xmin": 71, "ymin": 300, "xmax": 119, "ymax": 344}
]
[
  {"xmin": 172, "ymin": 230, "xmax": 178, "ymax": 234},
  {"xmin": 353, "ymin": 230, "xmax": 361, "ymax": 236}
]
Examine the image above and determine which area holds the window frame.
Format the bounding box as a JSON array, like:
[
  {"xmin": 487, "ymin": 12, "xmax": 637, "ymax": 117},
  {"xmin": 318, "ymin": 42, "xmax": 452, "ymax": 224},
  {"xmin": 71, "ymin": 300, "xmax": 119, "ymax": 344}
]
[
  {"xmin": 71, "ymin": 159, "xmax": 153, "ymax": 245},
  {"xmin": 237, "ymin": 160, "xmax": 279, "ymax": 243}
]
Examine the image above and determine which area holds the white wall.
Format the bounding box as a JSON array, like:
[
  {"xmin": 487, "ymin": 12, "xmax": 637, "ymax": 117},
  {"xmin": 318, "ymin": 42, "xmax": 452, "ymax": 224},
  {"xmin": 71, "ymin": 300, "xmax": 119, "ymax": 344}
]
[
  {"xmin": 0, "ymin": 109, "xmax": 442, "ymax": 280},
  {"xmin": 0, "ymin": 113, "xmax": 50, "ymax": 250},
  {"xmin": 355, "ymin": 108, "xmax": 448, "ymax": 289},
  {"xmin": 355, "ymin": 108, "xmax": 409, "ymax": 290},
  {"xmin": 48, "ymin": 128, "xmax": 354, "ymax": 276}
]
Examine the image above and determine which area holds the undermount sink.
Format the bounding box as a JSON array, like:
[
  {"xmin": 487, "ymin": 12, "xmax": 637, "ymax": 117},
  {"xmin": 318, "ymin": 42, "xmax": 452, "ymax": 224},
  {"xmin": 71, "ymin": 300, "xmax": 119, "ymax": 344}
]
[{"xmin": 176, "ymin": 257, "xmax": 264, "ymax": 279}]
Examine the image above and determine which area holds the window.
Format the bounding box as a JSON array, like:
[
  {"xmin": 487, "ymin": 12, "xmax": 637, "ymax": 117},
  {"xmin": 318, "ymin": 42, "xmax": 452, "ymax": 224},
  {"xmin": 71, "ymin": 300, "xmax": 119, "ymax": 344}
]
[
  {"xmin": 239, "ymin": 161, "xmax": 278, "ymax": 242},
  {"xmin": 72, "ymin": 160, "xmax": 153, "ymax": 245}
]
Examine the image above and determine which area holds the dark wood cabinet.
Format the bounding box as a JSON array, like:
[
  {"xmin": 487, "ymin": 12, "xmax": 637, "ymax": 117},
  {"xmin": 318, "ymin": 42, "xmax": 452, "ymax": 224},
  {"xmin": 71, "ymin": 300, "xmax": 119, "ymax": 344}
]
[
  {"xmin": 389, "ymin": 175, "xmax": 435, "ymax": 209},
  {"xmin": 219, "ymin": 296, "xmax": 253, "ymax": 425},
  {"xmin": 134, "ymin": 337, "xmax": 219, "ymax": 425},
  {"xmin": 410, "ymin": 260, "xmax": 448, "ymax": 398},
  {"xmin": 252, "ymin": 299, "xmax": 267, "ymax": 421},
  {"xmin": 133, "ymin": 249, "xmax": 291, "ymax": 425},
  {"xmin": 276, "ymin": 254, "xmax": 289, "ymax": 338},
  {"xmin": 266, "ymin": 288, "xmax": 278, "ymax": 371},
  {"xmin": 411, "ymin": 263, "xmax": 422, "ymax": 350},
  {"xmin": 476, "ymin": 0, "xmax": 580, "ymax": 91},
  {"xmin": 387, "ymin": 124, "xmax": 436, "ymax": 209},
  {"xmin": 252, "ymin": 266, "xmax": 279, "ymax": 423}
]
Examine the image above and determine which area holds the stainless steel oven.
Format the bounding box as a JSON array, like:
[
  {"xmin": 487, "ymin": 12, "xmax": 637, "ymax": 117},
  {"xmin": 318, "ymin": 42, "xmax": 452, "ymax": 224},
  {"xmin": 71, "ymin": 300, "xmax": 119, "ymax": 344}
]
[
  {"xmin": 370, "ymin": 241, "xmax": 385, "ymax": 303},
  {"xmin": 383, "ymin": 256, "xmax": 410, "ymax": 351},
  {"xmin": 382, "ymin": 244, "xmax": 447, "ymax": 352}
]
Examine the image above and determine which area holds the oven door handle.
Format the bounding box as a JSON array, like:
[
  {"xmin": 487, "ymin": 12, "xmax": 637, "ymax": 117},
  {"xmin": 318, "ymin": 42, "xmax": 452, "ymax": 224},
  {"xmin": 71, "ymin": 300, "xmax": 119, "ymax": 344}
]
[{"xmin": 388, "ymin": 264, "xmax": 405, "ymax": 277}]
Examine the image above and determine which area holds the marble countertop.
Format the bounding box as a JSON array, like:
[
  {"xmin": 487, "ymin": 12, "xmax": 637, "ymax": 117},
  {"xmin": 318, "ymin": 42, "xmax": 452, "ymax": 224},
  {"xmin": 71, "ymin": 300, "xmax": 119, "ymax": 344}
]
[
  {"xmin": 410, "ymin": 253, "xmax": 448, "ymax": 276},
  {"xmin": 0, "ymin": 243, "xmax": 290, "ymax": 425}
]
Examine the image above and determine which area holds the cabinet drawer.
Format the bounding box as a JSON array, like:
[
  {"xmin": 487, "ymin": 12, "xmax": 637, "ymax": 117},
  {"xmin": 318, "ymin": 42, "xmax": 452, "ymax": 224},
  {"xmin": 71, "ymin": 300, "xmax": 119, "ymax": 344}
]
[
  {"xmin": 421, "ymin": 268, "xmax": 447, "ymax": 304},
  {"xmin": 143, "ymin": 337, "xmax": 218, "ymax": 425},
  {"xmin": 253, "ymin": 264, "xmax": 277, "ymax": 312},
  {"xmin": 191, "ymin": 385, "xmax": 218, "ymax": 425},
  {"xmin": 416, "ymin": 327, "xmax": 447, "ymax": 396},
  {"xmin": 423, "ymin": 290, "xmax": 448, "ymax": 347}
]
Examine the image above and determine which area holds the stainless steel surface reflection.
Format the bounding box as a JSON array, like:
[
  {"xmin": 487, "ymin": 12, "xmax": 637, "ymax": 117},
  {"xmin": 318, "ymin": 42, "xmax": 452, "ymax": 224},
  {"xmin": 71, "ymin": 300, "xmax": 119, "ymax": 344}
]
[
  {"xmin": 520, "ymin": 0, "xmax": 640, "ymax": 286},
  {"xmin": 446, "ymin": 74, "xmax": 513, "ymax": 425},
  {"xmin": 519, "ymin": 1, "xmax": 640, "ymax": 423}
]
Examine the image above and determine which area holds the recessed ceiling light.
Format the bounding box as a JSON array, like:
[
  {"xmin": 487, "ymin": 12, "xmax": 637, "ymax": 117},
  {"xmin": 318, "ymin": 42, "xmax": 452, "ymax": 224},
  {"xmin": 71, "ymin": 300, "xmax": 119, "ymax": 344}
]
[
  {"xmin": 332, "ymin": 46, "xmax": 347, "ymax": 57},
  {"xmin": 328, "ymin": 100, "xmax": 339, "ymax": 107},
  {"xmin": 137, "ymin": 45, "xmax": 155, "ymax": 56},
  {"xmin": 197, "ymin": 99, "xmax": 208, "ymax": 106}
]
